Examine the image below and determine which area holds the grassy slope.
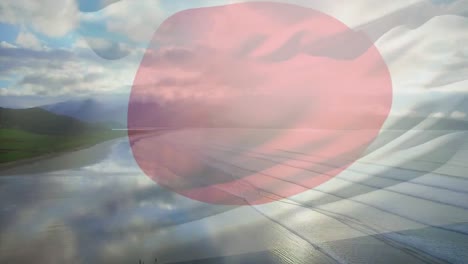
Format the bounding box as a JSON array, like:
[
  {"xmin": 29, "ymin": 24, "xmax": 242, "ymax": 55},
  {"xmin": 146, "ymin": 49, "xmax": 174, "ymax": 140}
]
[
  {"xmin": 0, "ymin": 107, "xmax": 106, "ymax": 135},
  {"xmin": 0, "ymin": 107, "xmax": 125, "ymax": 164}
]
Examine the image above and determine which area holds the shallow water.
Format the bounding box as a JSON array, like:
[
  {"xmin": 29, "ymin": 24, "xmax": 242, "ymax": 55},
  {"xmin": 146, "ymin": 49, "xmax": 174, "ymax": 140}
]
[{"xmin": 1, "ymin": 129, "xmax": 468, "ymax": 263}]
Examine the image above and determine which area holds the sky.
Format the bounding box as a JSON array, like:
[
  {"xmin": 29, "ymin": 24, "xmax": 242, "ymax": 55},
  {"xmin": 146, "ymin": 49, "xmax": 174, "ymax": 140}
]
[{"xmin": 0, "ymin": 0, "xmax": 466, "ymax": 120}]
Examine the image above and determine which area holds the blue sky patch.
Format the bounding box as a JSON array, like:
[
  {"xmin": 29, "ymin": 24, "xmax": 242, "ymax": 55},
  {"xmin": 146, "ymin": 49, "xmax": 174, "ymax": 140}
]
[{"xmin": 0, "ymin": 22, "xmax": 19, "ymax": 43}]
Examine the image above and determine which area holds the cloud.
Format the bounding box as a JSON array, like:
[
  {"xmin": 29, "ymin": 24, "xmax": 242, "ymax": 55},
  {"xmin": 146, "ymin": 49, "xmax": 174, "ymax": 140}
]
[
  {"xmin": 15, "ymin": 31, "xmax": 43, "ymax": 50},
  {"xmin": 0, "ymin": 41, "xmax": 17, "ymax": 49},
  {"xmin": 1, "ymin": 0, "xmax": 467, "ymax": 112},
  {"xmin": 224, "ymin": 0, "xmax": 434, "ymax": 29},
  {"xmin": 0, "ymin": 0, "xmax": 79, "ymax": 37},
  {"xmin": 0, "ymin": 43, "xmax": 143, "ymax": 97},
  {"xmin": 431, "ymin": 110, "xmax": 468, "ymax": 120},
  {"xmin": 81, "ymin": 0, "xmax": 165, "ymax": 42},
  {"xmin": 431, "ymin": 112, "xmax": 446, "ymax": 118},
  {"xmin": 90, "ymin": 0, "xmax": 424, "ymax": 45},
  {"xmin": 450, "ymin": 111, "xmax": 466, "ymax": 119},
  {"xmin": 82, "ymin": 37, "xmax": 132, "ymax": 60},
  {"xmin": 140, "ymin": 47, "xmax": 195, "ymax": 68}
]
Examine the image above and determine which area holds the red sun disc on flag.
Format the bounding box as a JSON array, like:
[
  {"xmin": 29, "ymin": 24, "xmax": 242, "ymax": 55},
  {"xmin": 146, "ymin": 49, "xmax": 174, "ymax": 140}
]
[{"xmin": 128, "ymin": 2, "xmax": 392, "ymax": 205}]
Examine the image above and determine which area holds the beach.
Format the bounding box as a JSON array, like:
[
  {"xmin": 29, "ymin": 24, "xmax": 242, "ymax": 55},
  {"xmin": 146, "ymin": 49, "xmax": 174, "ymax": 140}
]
[{"xmin": 1, "ymin": 129, "xmax": 467, "ymax": 263}]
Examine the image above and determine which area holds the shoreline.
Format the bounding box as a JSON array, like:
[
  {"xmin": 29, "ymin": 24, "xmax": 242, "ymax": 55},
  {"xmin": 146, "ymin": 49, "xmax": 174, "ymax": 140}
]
[
  {"xmin": 0, "ymin": 136, "xmax": 126, "ymax": 172},
  {"xmin": 0, "ymin": 129, "xmax": 172, "ymax": 173}
]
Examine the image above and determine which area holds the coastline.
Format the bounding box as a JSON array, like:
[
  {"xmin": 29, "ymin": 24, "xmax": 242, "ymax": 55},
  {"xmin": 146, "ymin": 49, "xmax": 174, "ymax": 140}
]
[
  {"xmin": 0, "ymin": 129, "xmax": 172, "ymax": 173},
  {"xmin": 0, "ymin": 136, "xmax": 126, "ymax": 172}
]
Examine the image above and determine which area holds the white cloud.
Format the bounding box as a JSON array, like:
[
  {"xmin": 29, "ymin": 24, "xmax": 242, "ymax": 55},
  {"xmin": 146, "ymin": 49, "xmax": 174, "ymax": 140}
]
[
  {"xmin": 431, "ymin": 112, "xmax": 446, "ymax": 118},
  {"xmin": 0, "ymin": 44, "xmax": 143, "ymax": 97},
  {"xmin": 81, "ymin": 0, "xmax": 165, "ymax": 43},
  {"xmin": 73, "ymin": 35, "xmax": 146, "ymax": 60},
  {"xmin": 0, "ymin": 0, "xmax": 79, "ymax": 37},
  {"xmin": 15, "ymin": 31, "xmax": 43, "ymax": 50},
  {"xmin": 72, "ymin": 38, "xmax": 90, "ymax": 50},
  {"xmin": 84, "ymin": 0, "xmax": 411, "ymax": 43},
  {"xmin": 1, "ymin": 0, "xmax": 467, "ymax": 114},
  {"xmin": 0, "ymin": 41, "xmax": 17, "ymax": 49},
  {"xmin": 227, "ymin": 0, "xmax": 424, "ymax": 27},
  {"xmin": 450, "ymin": 111, "xmax": 466, "ymax": 119}
]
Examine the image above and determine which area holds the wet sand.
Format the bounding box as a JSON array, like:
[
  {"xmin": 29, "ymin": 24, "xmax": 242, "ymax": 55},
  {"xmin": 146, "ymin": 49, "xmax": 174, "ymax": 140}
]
[{"xmin": 1, "ymin": 129, "xmax": 467, "ymax": 263}]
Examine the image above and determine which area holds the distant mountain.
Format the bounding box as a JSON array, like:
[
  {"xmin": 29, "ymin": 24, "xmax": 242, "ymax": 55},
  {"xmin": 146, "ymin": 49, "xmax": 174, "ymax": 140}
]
[
  {"xmin": 41, "ymin": 98, "xmax": 128, "ymax": 127},
  {"xmin": 0, "ymin": 107, "xmax": 107, "ymax": 135},
  {"xmin": 39, "ymin": 95, "xmax": 468, "ymax": 131},
  {"xmin": 127, "ymin": 96, "xmax": 468, "ymax": 130}
]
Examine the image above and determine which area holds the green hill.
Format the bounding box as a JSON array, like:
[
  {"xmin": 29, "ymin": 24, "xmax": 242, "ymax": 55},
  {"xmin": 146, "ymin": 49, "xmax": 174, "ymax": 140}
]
[
  {"xmin": 0, "ymin": 107, "xmax": 125, "ymax": 164},
  {"xmin": 0, "ymin": 107, "xmax": 109, "ymax": 135}
]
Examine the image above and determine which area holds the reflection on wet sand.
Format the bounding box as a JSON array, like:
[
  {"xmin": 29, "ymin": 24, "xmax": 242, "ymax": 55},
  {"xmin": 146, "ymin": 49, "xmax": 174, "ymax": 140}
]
[{"xmin": 1, "ymin": 129, "xmax": 468, "ymax": 263}]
